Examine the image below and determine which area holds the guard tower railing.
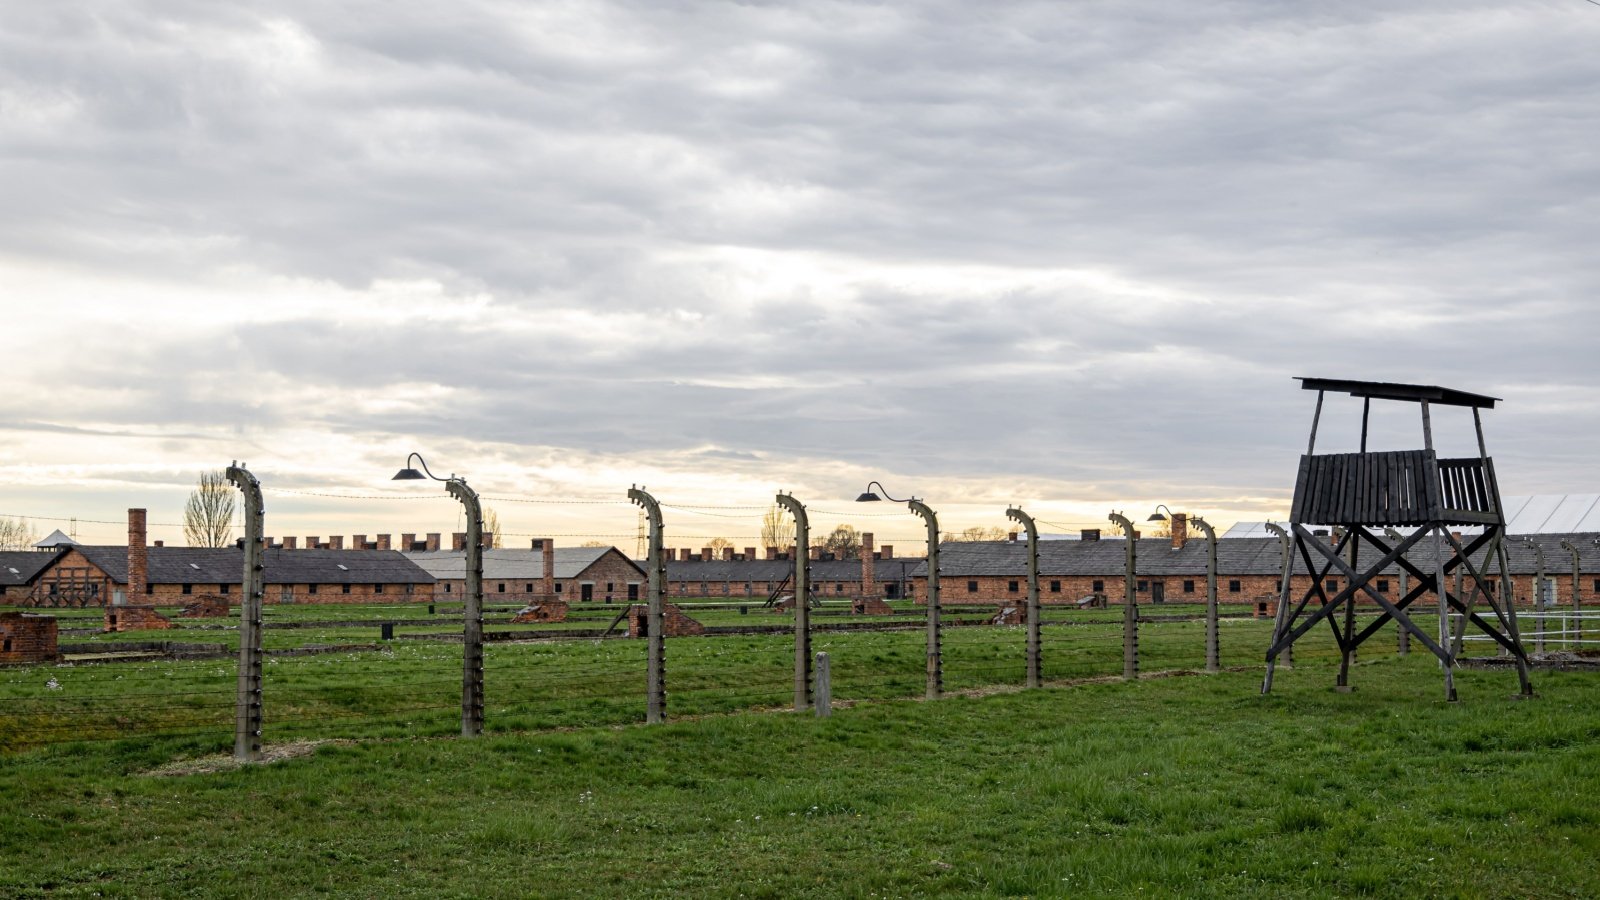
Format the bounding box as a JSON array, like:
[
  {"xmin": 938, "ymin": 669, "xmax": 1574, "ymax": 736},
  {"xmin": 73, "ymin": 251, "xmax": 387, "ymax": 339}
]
[{"xmin": 1290, "ymin": 450, "xmax": 1501, "ymax": 528}]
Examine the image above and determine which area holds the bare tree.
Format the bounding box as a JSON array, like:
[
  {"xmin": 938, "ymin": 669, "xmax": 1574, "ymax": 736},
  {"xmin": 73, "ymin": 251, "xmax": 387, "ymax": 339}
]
[
  {"xmin": 707, "ymin": 537, "xmax": 734, "ymax": 556},
  {"xmin": 0, "ymin": 516, "xmax": 39, "ymax": 551},
  {"xmin": 940, "ymin": 525, "xmax": 1011, "ymax": 543},
  {"xmin": 184, "ymin": 470, "xmax": 236, "ymax": 547},
  {"xmin": 760, "ymin": 504, "xmax": 795, "ymax": 553},
  {"xmin": 579, "ymin": 540, "xmax": 608, "ymax": 548},
  {"xmin": 483, "ymin": 507, "xmax": 503, "ymax": 549},
  {"xmin": 816, "ymin": 524, "xmax": 862, "ymax": 559}
]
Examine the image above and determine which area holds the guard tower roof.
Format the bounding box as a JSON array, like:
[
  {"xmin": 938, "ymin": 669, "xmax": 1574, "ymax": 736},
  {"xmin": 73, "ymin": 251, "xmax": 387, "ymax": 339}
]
[{"xmin": 1296, "ymin": 377, "xmax": 1499, "ymax": 409}]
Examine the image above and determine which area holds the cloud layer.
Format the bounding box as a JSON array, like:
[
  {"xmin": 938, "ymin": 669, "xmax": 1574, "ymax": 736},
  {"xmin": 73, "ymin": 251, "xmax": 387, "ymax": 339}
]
[{"xmin": 3, "ymin": 0, "xmax": 1599, "ymax": 543}]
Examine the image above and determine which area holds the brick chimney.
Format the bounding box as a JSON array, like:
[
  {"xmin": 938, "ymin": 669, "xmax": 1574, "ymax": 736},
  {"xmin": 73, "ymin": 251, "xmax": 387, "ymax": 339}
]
[
  {"xmin": 766, "ymin": 547, "xmax": 778, "ymax": 560},
  {"xmin": 452, "ymin": 532, "xmax": 467, "ymax": 552},
  {"xmin": 722, "ymin": 547, "xmax": 734, "ymax": 561},
  {"xmin": 401, "ymin": 533, "xmax": 416, "ymax": 551},
  {"xmin": 329, "ymin": 535, "xmax": 344, "ymax": 550},
  {"xmin": 1081, "ymin": 529, "xmax": 1100, "ymax": 542},
  {"xmin": 861, "ymin": 532, "xmax": 876, "ymax": 597},
  {"xmin": 127, "ymin": 508, "xmax": 148, "ymax": 601},
  {"xmin": 480, "ymin": 531, "xmax": 493, "ymax": 549},
  {"xmin": 153, "ymin": 540, "xmax": 164, "ymax": 548},
  {"xmin": 540, "ymin": 538, "xmax": 555, "ymax": 600},
  {"xmin": 307, "ymin": 536, "xmax": 320, "ymax": 549},
  {"xmin": 425, "ymin": 532, "xmax": 441, "ymax": 552},
  {"xmin": 1170, "ymin": 513, "xmax": 1188, "ymax": 551},
  {"xmin": 809, "ymin": 546, "xmax": 821, "ymax": 561},
  {"xmin": 881, "ymin": 544, "xmax": 893, "ymax": 558},
  {"xmin": 743, "ymin": 546, "xmax": 755, "ymax": 560},
  {"xmin": 282, "ymin": 536, "xmax": 297, "ymax": 550},
  {"xmin": 376, "ymin": 534, "xmax": 391, "ymax": 551},
  {"xmin": 1008, "ymin": 531, "xmax": 1019, "ymax": 542},
  {"xmin": 702, "ymin": 546, "xmax": 714, "ymax": 562},
  {"xmin": 353, "ymin": 534, "xmax": 367, "ymax": 550}
]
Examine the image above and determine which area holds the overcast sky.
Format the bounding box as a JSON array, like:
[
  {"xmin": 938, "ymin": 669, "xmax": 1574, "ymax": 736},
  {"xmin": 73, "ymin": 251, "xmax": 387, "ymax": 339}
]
[{"xmin": 3, "ymin": 0, "xmax": 1599, "ymax": 548}]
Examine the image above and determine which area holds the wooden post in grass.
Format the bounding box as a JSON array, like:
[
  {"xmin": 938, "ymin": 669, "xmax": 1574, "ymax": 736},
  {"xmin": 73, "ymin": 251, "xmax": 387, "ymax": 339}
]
[
  {"xmin": 1560, "ymin": 540, "xmax": 1583, "ymax": 651},
  {"xmin": 1109, "ymin": 511, "xmax": 1138, "ymax": 680},
  {"xmin": 815, "ymin": 652, "xmax": 831, "ymax": 718},
  {"xmin": 1385, "ymin": 527, "xmax": 1409, "ymax": 656},
  {"xmin": 1192, "ymin": 515, "xmax": 1220, "ymax": 673},
  {"xmin": 909, "ymin": 500, "xmax": 943, "ymax": 699},
  {"xmin": 776, "ymin": 493, "xmax": 812, "ymax": 712},
  {"xmin": 629, "ymin": 486, "xmax": 667, "ymax": 724},
  {"xmin": 448, "ymin": 478, "xmax": 486, "ymax": 734},
  {"xmin": 226, "ymin": 463, "xmax": 264, "ymax": 762},
  {"xmin": 1006, "ymin": 506, "xmax": 1041, "ymax": 688}
]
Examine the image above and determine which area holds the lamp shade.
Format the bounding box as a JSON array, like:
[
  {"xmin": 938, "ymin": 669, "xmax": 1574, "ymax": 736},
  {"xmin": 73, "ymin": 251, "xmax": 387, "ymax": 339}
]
[
  {"xmin": 855, "ymin": 491, "xmax": 881, "ymax": 502},
  {"xmin": 392, "ymin": 468, "xmax": 426, "ymax": 481}
]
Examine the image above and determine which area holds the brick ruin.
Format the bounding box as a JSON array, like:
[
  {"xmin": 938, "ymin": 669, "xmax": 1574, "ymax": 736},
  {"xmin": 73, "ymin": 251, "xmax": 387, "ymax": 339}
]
[
  {"xmin": 177, "ymin": 595, "xmax": 230, "ymax": 618},
  {"xmin": 990, "ymin": 600, "xmax": 1027, "ymax": 626},
  {"xmin": 852, "ymin": 596, "xmax": 893, "ymax": 615},
  {"xmin": 0, "ymin": 612, "xmax": 60, "ymax": 665},
  {"xmin": 105, "ymin": 605, "xmax": 173, "ymax": 633},
  {"xmin": 511, "ymin": 600, "xmax": 570, "ymax": 623},
  {"xmin": 626, "ymin": 603, "xmax": 706, "ymax": 638}
]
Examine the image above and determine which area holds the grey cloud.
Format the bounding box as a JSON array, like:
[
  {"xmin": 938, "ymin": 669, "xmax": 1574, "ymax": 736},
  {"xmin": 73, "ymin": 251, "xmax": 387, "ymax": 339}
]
[{"xmin": 4, "ymin": 0, "xmax": 1600, "ymax": 511}]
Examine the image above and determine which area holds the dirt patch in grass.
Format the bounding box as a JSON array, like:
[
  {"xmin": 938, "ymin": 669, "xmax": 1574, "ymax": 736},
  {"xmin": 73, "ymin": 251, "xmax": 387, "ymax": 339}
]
[{"xmin": 142, "ymin": 739, "xmax": 350, "ymax": 777}]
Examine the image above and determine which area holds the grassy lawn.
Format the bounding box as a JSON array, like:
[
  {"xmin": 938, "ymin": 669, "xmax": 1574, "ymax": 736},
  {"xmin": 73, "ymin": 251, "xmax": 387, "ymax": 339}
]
[
  {"xmin": 2, "ymin": 657, "xmax": 1595, "ymax": 897},
  {"xmin": 4, "ymin": 602, "xmax": 1593, "ymax": 897}
]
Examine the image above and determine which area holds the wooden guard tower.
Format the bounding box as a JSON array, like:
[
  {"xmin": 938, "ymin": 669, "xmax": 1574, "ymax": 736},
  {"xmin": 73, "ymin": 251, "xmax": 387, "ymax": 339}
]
[{"xmin": 1262, "ymin": 378, "xmax": 1533, "ymax": 701}]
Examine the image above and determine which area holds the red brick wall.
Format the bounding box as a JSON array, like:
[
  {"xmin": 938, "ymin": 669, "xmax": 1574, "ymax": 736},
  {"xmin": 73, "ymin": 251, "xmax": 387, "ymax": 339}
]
[
  {"xmin": 0, "ymin": 613, "xmax": 59, "ymax": 664},
  {"xmin": 267, "ymin": 583, "xmax": 432, "ymax": 605}
]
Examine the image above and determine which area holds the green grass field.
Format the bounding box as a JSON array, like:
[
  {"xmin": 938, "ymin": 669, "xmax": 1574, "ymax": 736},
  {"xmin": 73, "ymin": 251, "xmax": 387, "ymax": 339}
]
[{"xmin": 3, "ymin": 601, "xmax": 1595, "ymax": 897}]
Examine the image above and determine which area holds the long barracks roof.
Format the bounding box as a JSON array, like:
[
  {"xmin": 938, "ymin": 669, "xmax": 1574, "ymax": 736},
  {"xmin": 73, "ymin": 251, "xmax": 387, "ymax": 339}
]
[
  {"xmin": 913, "ymin": 535, "xmax": 1600, "ymax": 579},
  {"xmin": 404, "ymin": 547, "xmax": 645, "ymax": 582},
  {"xmin": 665, "ymin": 556, "xmax": 925, "ymax": 583},
  {"xmin": 66, "ymin": 546, "xmax": 435, "ymax": 585},
  {"xmin": 0, "ymin": 549, "xmax": 64, "ymax": 587}
]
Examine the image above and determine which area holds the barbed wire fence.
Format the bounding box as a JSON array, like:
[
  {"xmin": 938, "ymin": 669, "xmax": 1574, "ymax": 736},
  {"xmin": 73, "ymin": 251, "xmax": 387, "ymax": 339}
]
[{"xmin": 0, "ymin": 479, "xmax": 1460, "ymax": 757}]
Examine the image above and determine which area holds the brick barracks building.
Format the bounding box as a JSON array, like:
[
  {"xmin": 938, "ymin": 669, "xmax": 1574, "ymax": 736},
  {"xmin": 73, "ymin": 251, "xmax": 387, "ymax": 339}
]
[
  {"xmin": 651, "ymin": 517, "xmax": 1600, "ymax": 611},
  {"xmin": 662, "ymin": 533, "xmax": 925, "ymax": 601},
  {"xmin": 14, "ymin": 510, "xmax": 435, "ymax": 608},
  {"xmin": 405, "ymin": 539, "xmax": 648, "ymax": 605},
  {"xmin": 911, "ymin": 521, "xmax": 1600, "ymax": 612}
]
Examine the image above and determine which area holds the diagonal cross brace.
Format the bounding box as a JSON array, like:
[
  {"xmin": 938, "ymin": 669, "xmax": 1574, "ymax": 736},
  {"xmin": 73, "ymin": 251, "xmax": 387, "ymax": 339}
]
[
  {"xmin": 1271, "ymin": 525, "xmax": 1445, "ymax": 660},
  {"xmin": 1289, "ymin": 524, "xmax": 1454, "ymax": 661}
]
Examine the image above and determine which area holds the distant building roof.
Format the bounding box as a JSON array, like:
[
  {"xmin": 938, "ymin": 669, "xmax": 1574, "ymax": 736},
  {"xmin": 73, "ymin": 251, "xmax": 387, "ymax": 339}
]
[
  {"xmin": 0, "ymin": 550, "xmax": 63, "ymax": 586},
  {"xmin": 404, "ymin": 547, "xmax": 642, "ymax": 581},
  {"xmin": 33, "ymin": 529, "xmax": 77, "ymax": 549},
  {"xmin": 918, "ymin": 534, "xmax": 1600, "ymax": 578},
  {"xmin": 65, "ymin": 546, "xmax": 434, "ymax": 586},
  {"xmin": 666, "ymin": 555, "xmax": 923, "ymax": 584},
  {"xmin": 1226, "ymin": 495, "xmax": 1600, "ymax": 538}
]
